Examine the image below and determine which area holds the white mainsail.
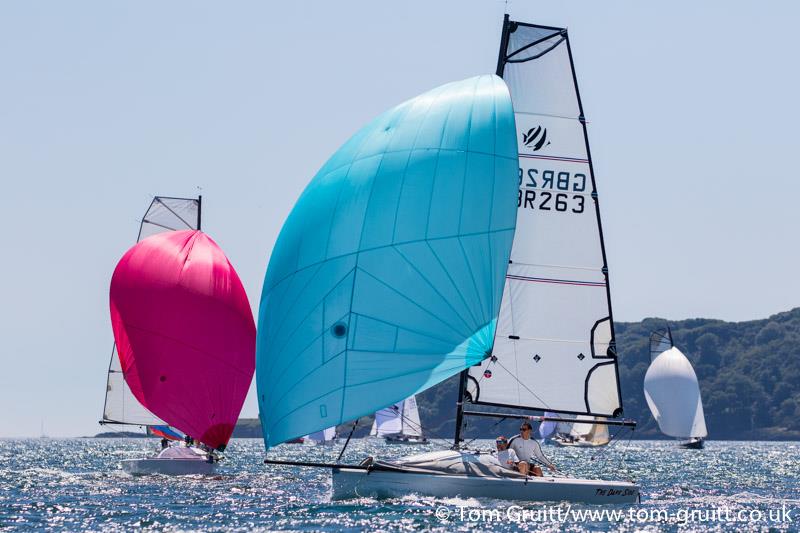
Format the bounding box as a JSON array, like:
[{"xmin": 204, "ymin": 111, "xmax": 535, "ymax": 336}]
[
  {"xmin": 649, "ymin": 328, "xmax": 674, "ymax": 361},
  {"xmin": 103, "ymin": 344, "xmax": 164, "ymax": 426},
  {"xmin": 467, "ymin": 22, "xmax": 622, "ymax": 417},
  {"xmin": 400, "ymin": 396, "xmax": 423, "ymax": 438},
  {"xmin": 371, "ymin": 397, "xmax": 424, "ymax": 438},
  {"xmin": 644, "ymin": 346, "xmax": 708, "ymax": 439},
  {"xmin": 101, "ymin": 196, "xmax": 201, "ymax": 427},
  {"xmin": 372, "ymin": 403, "xmax": 403, "ymax": 437}
]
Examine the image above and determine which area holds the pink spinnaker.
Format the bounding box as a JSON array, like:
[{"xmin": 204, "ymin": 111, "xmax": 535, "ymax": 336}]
[{"xmin": 110, "ymin": 230, "xmax": 255, "ymax": 450}]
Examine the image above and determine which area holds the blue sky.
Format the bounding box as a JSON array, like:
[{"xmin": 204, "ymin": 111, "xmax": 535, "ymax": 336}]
[{"xmin": 1, "ymin": 1, "xmax": 798, "ymax": 437}]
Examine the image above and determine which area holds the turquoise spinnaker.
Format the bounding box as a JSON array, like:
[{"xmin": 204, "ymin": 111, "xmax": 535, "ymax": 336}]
[{"xmin": 257, "ymin": 75, "xmax": 518, "ymax": 447}]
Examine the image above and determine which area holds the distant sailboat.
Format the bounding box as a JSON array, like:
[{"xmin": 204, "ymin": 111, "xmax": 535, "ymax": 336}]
[
  {"xmin": 101, "ymin": 197, "xmax": 200, "ymax": 435},
  {"xmin": 257, "ymin": 15, "xmax": 640, "ymax": 503},
  {"xmin": 370, "ymin": 397, "xmax": 428, "ymax": 444},
  {"xmin": 644, "ymin": 328, "xmax": 708, "ymax": 449},
  {"xmin": 108, "ymin": 197, "xmax": 256, "ymax": 474},
  {"xmin": 553, "ymin": 416, "xmax": 610, "ymax": 447}
]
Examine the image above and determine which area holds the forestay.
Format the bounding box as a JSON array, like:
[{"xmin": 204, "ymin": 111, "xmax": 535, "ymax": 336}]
[
  {"xmin": 256, "ymin": 75, "xmax": 519, "ymax": 447},
  {"xmin": 467, "ymin": 19, "xmax": 622, "ymax": 417},
  {"xmin": 102, "ymin": 196, "xmax": 200, "ymax": 427}
]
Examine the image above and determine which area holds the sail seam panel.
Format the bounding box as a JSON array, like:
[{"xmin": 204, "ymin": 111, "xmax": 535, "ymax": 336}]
[
  {"xmin": 264, "ymin": 267, "xmax": 356, "ymax": 384},
  {"xmin": 263, "ymin": 226, "xmax": 515, "ymax": 302},
  {"xmin": 392, "ymin": 245, "xmax": 475, "ymax": 336},
  {"xmin": 262, "ymin": 263, "xmax": 328, "ymax": 377},
  {"xmin": 354, "ymin": 266, "xmax": 471, "ymax": 341},
  {"xmin": 424, "ymin": 240, "xmax": 482, "ymax": 328}
]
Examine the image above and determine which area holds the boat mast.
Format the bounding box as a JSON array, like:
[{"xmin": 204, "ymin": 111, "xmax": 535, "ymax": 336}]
[
  {"xmin": 197, "ymin": 195, "xmax": 202, "ymax": 231},
  {"xmin": 452, "ymin": 14, "xmax": 515, "ymax": 451},
  {"xmin": 452, "ymin": 371, "xmax": 469, "ymax": 448}
]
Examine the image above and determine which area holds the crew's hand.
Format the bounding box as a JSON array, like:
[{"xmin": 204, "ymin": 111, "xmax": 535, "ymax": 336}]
[{"xmin": 548, "ymin": 464, "xmax": 557, "ymax": 472}]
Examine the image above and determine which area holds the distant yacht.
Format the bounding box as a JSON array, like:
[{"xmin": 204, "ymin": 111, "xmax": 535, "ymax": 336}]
[
  {"xmin": 552, "ymin": 416, "xmax": 610, "ymax": 447},
  {"xmin": 370, "ymin": 396, "xmax": 428, "ymax": 445},
  {"xmin": 644, "ymin": 328, "xmax": 708, "ymax": 449}
]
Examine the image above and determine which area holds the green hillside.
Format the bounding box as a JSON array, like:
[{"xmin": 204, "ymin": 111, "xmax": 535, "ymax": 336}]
[
  {"xmin": 415, "ymin": 308, "xmax": 800, "ymax": 441},
  {"xmin": 163, "ymin": 309, "xmax": 800, "ymax": 443}
]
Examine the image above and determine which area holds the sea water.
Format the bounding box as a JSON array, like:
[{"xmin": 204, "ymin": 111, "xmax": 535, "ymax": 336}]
[{"xmin": 1, "ymin": 438, "xmax": 798, "ymax": 531}]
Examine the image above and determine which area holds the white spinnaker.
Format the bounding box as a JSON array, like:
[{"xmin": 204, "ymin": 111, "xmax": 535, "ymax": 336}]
[
  {"xmin": 468, "ymin": 23, "xmax": 621, "ymax": 416},
  {"xmin": 101, "ymin": 196, "xmax": 200, "ymax": 426},
  {"xmin": 644, "ymin": 347, "xmax": 708, "ymax": 439},
  {"xmin": 373, "ymin": 403, "xmax": 403, "ymax": 437}
]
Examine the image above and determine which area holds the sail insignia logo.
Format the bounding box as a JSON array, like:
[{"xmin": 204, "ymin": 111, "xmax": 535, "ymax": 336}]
[{"xmin": 522, "ymin": 126, "xmax": 550, "ymax": 151}]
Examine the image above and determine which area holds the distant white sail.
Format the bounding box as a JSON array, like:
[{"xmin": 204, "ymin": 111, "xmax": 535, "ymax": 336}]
[
  {"xmin": 372, "ymin": 397, "xmax": 423, "ymax": 438},
  {"xmin": 569, "ymin": 416, "xmax": 610, "ymax": 445},
  {"xmin": 373, "ymin": 403, "xmax": 403, "ymax": 437},
  {"xmin": 306, "ymin": 427, "xmax": 337, "ymax": 443},
  {"xmin": 649, "ymin": 328, "xmax": 674, "ymax": 361},
  {"xmin": 400, "ymin": 396, "xmax": 423, "ymax": 438},
  {"xmin": 538, "ymin": 411, "xmax": 559, "ymax": 439},
  {"xmin": 644, "ymin": 347, "xmax": 708, "ymax": 439},
  {"xmin": 555, "ymin": 413, "xmax": 576, "ymax": 434},
  {"xmin": 103, "ymin": 344, "xmax": 164, "ymax": 426},
  {"xmin": 101, "ymin": 196, "xmax": 200, "ymax": 427},
  {"xmin": 569, "ymin": 415, "xmax": 595, "ymax": 437}
]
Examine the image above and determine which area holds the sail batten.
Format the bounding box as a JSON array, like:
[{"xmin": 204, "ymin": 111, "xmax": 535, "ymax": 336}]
[
  {"xmin": 467, "ymin": 17, "xmax": 623, "ymax": 417},
  {"xmin": 256, "ymin": 75, "xmax": 519, "ymax": 447}
]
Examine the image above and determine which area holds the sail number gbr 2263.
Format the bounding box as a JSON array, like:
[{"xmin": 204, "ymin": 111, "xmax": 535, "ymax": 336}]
[{"xmin": 518, "ymin": 168, "xmax": 588, "ymax": 214}]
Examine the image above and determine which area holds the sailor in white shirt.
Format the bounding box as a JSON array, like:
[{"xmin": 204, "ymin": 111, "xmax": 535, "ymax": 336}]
[
  {"xmin": 495, "ymin": 436, "xmax": 519, "ymax": 471},
  {"xmin": 509, "ymin": 421, "xmax": 556, "ymax": 476}
]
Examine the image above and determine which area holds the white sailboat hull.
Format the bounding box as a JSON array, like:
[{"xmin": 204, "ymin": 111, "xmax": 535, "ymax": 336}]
[
  {"xmin": 121, "ymin": 457, "xmax": 217, "ymax": 475},
  {"xmin": 331, "ymin": 468, "xmax": 638, "ymax": 504}
]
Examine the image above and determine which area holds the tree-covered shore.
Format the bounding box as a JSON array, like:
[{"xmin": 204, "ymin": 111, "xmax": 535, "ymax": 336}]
[
  {"xmin": 414, "ymin": 308, "xmax": 800, "ymax": 441},
  {"xmin": 97, "ymin": 308, "xmax": 800, "ymax": 441}
]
